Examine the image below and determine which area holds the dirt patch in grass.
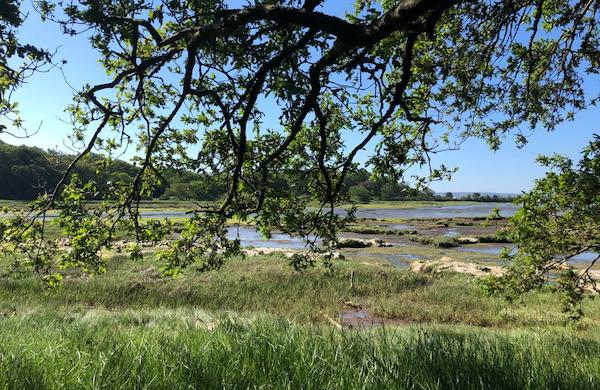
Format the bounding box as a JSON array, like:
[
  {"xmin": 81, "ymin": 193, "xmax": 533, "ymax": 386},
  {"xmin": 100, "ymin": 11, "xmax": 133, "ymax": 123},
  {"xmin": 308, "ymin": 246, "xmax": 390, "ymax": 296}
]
[
  {"xmin": 337, "ymin": 301, "xmax": 411, "ymax": 329},
  {"xmin": 339, "ymin": 308, "xmax": 410, "ymax": 329}
]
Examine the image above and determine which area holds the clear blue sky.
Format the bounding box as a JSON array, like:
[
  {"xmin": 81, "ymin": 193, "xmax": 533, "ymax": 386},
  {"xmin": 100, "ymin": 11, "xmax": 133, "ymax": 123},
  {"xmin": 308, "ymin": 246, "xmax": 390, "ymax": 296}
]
[{"xmin": 1, "ymin": 1, "xmax": 598, "ymax": 194}]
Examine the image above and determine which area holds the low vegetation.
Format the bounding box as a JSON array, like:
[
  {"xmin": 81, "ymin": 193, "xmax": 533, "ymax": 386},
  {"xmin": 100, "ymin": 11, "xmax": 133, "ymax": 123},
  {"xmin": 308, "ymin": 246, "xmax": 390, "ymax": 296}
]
[
  {"xmin": 408, "ymin": 235, "xmax": 460, "ymax": 248},
  {"xmin": 0, "ymin": 253, "xmax": 599, "ymax": 388},
  {"xmin": 2, "ymin": 253, "xmax": 599, "ymax": 328}
]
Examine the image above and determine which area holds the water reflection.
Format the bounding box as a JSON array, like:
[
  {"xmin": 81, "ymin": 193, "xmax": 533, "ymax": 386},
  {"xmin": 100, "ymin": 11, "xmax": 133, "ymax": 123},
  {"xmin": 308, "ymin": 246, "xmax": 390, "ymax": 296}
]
[{"xmin": 443, "ymin": 228, "xmax": 460, "ymax": 237}]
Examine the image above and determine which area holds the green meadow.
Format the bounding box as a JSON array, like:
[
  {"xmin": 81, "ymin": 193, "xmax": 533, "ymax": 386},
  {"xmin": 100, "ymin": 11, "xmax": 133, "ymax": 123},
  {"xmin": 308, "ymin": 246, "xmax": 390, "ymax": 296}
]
[{"xmin": 1, "ymin": 252, "xmax": 598, "ymax": 389}]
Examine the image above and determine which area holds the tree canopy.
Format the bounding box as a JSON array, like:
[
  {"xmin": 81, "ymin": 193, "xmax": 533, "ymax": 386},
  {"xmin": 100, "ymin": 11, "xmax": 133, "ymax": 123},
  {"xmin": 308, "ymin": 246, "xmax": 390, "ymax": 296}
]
[{"xmin": 1, "ymin": 1, "xmax": 599, "ymax": 283}]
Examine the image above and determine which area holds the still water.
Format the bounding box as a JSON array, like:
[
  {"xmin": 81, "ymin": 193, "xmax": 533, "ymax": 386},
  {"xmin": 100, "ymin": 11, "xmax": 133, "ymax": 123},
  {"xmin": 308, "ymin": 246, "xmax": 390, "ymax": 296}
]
[
  {"xmin": 455, "ymin": 245, "xmax": 599, "ymax": 264},
  {"xmin": 143, "ymin": 202, "xmax": 519, "ymax": 220},
  {"xmin": 345, "ymin": 202, "xmax": 519, "ymax": 219}
]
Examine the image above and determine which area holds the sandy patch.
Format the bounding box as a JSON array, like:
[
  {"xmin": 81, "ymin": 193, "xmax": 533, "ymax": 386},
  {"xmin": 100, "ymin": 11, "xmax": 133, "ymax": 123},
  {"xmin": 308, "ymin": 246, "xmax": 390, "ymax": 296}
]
[
  {"xmin": 337, "ymin": 238, "xmax": 392, "ymax": 249},
  {"xmin": 243, "ymin": 247, "xmax": 298, "ymax": 258},
  {"xmin": 410, "ymin": 256, "xmax": 504, "ymax": 277}
]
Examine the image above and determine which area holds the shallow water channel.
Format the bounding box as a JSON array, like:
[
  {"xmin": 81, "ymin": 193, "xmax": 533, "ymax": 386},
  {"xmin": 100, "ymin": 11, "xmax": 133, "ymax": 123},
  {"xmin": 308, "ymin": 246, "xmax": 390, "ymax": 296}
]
[
  {"xmin": 170, "ymin": 202, "xmax": 518, "ymax": 251},
  {"xmin": 454, "ymin": 245, "xmax": 599, "ymax": 264},
  {"xmin": 224, "ymin": 203, "xmax": 596, "ymax": 263},
  {"xmin": 142, "ymin": 202, "xmax": 519, "ymax": 220},
  {"xmin": 227, "ymin": 226, "xmax": 311, "ymax": 249},
  {"xmin": 343, "ymin": 202, "xmax": 519, "ymax": 219},
  {"xmin": 228, "ymin": 213, "xmax": 598, "ymax": 268}
]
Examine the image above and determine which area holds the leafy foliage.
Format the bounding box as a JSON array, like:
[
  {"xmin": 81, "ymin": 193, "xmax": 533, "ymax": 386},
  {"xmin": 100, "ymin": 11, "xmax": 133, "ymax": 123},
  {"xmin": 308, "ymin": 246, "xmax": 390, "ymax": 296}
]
[
  {"xmin": 483, "ymin": 136, "xmax": 600, "ymax": 320},
  {"xmin": 0, "ymin": 0, "xmax": 52, "ymax": 137}
]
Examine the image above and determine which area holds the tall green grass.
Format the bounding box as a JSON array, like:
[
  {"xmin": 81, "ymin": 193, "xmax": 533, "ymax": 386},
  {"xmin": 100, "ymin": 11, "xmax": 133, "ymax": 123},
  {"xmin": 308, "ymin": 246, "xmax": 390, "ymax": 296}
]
[{"xmin": 0, "ymin": 309, "xmax": 598, "ymax": 389}]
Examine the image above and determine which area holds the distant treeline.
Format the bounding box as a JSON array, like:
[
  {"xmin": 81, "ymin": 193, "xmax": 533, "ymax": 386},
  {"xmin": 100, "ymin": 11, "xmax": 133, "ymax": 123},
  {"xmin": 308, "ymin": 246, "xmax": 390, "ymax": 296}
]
[
  {"xmin": 0, "ymin": 141, "xmax": 136, "ymax": 200},
  {"xmin": 342, "ymin": 172, "xmax": 516, "ymax": 202},
  {"xmin": 455, "ymin": 192, "xmax": 516, "ymax": 202},
  {"xmin": 0, "ymin": 141, "xmax": 515, "ymax": 202},
  {"xmin": 0, "ymin": 140, "xmax": 225, "ymax": 201}
]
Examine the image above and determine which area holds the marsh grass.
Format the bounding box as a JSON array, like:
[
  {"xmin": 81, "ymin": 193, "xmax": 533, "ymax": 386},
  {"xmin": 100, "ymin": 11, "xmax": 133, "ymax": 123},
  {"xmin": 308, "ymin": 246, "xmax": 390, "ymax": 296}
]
[
  {"xmin": 2, "ymin": 254, "xmax": 599, "ymax": 328},
  {"xmin": 344, "ymin": 225, "xmax": 418, "ymax": 235},
  {"xmin": 408, "ymin": 234, "xmax": 460, "ymax": 248},
  {"xmin": 1, "ymin": 203, "xmax": 594, "ymax": 389},
  {"xmin": 0, "ymin": 308, "xmax": 598, "ymax": 389}
]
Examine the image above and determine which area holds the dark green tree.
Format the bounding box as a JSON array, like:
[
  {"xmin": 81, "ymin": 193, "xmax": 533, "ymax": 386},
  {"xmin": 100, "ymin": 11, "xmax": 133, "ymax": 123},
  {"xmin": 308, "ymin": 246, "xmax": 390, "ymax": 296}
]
[{"xmin": 349, "ymin": 184, "xmax": 372, "ymax": 203}]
